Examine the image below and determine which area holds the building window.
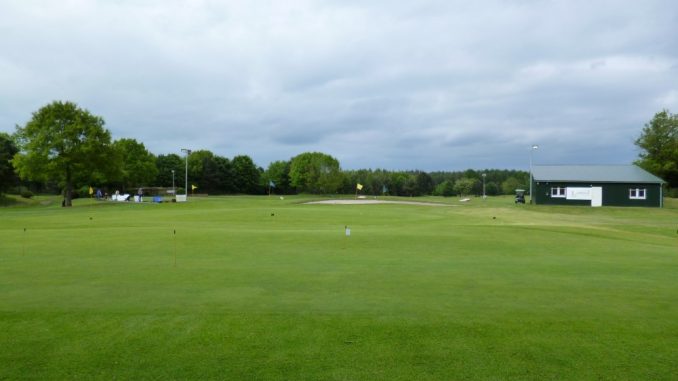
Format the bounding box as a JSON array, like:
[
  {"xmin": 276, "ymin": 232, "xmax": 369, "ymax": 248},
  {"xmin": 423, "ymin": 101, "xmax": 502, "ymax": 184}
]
[
  {"xmin": 629, "ymin": 188, "xmax": 646, "ymax": 200},
  {"xmin": 551, "ymin": 187, "xmax": 566, "ymax": 198}
]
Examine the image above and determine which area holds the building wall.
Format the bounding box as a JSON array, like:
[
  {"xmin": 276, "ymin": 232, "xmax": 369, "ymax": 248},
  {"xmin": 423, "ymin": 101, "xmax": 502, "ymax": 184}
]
[{"xmin": 533, "ymin": 181, "xmax": 662, "ymax": 207}]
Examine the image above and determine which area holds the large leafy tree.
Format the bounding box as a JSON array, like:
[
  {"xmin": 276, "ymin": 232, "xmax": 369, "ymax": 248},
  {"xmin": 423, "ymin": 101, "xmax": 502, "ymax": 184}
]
[
  {"xmin": 289, "ymin": 152, "xmax": 343, "ymax": 194},
  {"xmin": 635, "ymin": 110, "xmax": 678, "ymax": 188},
  {"xmin": 155, "ymin": 153, "xmax": 184, "ymax": 188},
  {"xmin": 13, "ymin": 101, "xmax": 115, "ymax": 206},
  {"xmin": 113, "ymin": 138, "xmax": 158, "ymax": 190},
  {"xmin": 187, "ymin": 150, "xmax": 216, "ymax": 193},
  {"xmin": 388, "ymin": 171, "xmax": 409, "ymax": 196},
  {"xmin": 415, "ymin": 171, "xmax": 435, "ymax": 195},
  {"xmin": 184, "ymin": 150, "xmax": 235, "ymax": 194},
  {"xmin": 402, "ymin": 174, "xmax": 421, "ymax": 196},
  {"xmin": 264, "ymin": 160, "xmax": 292, "ymax": 194},
  {"xmin": 232, "ymin": 155, "xmax": 261, "ymax": 194},
  {"xmin": 213, "ymin": 155, "xmax": 235, "ymax": 193},
  {"xmin": 0, "ymin": 133, "xmax": 19, "ymax": 194}
]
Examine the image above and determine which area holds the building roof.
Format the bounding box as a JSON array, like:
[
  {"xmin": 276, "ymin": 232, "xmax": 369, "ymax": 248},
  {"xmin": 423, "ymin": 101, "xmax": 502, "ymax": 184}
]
[{"xmin": 532, "ymin": 165, "xmax": 664, "ymax": 183}]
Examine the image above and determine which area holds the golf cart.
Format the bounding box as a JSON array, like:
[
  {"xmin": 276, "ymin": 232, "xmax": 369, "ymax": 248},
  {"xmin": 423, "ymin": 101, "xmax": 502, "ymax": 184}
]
[{"xmin": 515, "ymin": 189, "xmax": 526, "ymax": 204}]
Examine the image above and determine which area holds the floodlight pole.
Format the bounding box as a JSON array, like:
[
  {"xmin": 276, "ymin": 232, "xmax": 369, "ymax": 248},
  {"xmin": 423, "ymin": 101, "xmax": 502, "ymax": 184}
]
[
  {"xmin": 181, "ymin": 148, "xmax": 192, "ymax": 198},
  {"xmin": 529, "ymin": 145, "xmax": 539, "ymax": 204},
  {"xmin": 171, "ymin": 169, "xmax": 175, "ymax": 195},
  {"xmin": 482, "ymin": 173, "xmax": 486, "ymax": 199}
]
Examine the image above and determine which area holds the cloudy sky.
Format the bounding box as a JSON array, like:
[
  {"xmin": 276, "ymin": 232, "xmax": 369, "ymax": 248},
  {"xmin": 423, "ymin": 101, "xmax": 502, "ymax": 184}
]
[{"xmin": 1, "ymin": 0, "xmax": 677, "ymax": 171}]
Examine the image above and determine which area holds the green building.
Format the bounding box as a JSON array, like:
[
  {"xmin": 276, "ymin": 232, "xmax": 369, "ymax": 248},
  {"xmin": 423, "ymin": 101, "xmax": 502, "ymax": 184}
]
[{"xmin": 531, "ymin": 165, "xmax": 665, "ymax": 207}]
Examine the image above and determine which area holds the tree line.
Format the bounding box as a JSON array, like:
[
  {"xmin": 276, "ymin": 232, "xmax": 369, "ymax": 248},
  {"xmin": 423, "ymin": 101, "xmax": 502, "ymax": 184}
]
[{"xmin": 1, "ymin": 102, "xmax": 676, "ymax": 205}]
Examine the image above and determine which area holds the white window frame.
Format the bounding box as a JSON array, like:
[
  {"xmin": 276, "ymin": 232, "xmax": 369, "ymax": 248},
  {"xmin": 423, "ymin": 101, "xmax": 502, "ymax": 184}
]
[
  {"xmin": 551, "ymin": 187, "xmax": 566, "ymax": 198},
  {"xmin": 629, "ymin": 188, "xmax": 646, "ymax": 200}
]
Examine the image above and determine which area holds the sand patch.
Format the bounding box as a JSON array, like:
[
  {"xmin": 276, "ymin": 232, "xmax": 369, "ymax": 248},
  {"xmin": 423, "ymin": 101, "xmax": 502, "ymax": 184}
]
[{"xmin": 305, "ymin": 199, "xmax": 454, "ymax": 207}]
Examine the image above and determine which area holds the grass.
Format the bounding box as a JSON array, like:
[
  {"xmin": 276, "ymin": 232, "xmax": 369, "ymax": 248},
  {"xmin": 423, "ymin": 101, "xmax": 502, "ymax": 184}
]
[{"xmin": 1, "ymin": 195, "xmax": 677, "ymax": 380}]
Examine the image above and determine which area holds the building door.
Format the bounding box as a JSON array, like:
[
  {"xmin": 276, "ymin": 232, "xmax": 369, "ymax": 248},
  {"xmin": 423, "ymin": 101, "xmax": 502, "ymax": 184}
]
[{"xmin": 591, "ymin": 187, "xmax": 603, "ymax": 207}]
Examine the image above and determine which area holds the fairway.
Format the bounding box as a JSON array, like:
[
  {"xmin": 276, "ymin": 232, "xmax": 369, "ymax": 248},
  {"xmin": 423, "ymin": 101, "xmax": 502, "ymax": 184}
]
[{"xmin": 1, "ymin": 196, "xmax": 677, "ymax": 380}]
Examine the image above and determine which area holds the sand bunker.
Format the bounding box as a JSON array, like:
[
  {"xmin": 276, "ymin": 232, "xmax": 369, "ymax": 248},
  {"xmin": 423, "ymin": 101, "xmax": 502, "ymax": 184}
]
[{"xmin": 305, "ymin": 199, "xmax": 454, "ymax": 207}]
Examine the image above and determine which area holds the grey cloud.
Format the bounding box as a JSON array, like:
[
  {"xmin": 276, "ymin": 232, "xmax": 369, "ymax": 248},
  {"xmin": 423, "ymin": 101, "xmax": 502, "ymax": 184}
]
[{"xmin": 1, "ymin": 1, "xmax": 677, "ymax": 171}]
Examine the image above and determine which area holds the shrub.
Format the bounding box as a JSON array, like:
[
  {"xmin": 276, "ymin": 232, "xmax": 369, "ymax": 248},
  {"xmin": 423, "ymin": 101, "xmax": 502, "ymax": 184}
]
[
  {"xmin": 20, "ymin": 190, "xmax": 34, "ymax": 199},
  {"xmin": 434, "ymin": 180, "xmax": 455, "ymax": 197},
  {"xmin": 453, "ymin": 178, "xmax": 477, "ymax": 196},
  {"xmin": 11, "ymin": 186, "xmax": 27, "ymax": 195}
]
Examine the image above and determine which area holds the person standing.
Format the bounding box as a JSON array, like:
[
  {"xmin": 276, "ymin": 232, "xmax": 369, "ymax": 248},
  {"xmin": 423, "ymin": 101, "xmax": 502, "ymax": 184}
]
[{"xmin": 137, "ymin": 187, "xmax": 143, "ymax": 203}]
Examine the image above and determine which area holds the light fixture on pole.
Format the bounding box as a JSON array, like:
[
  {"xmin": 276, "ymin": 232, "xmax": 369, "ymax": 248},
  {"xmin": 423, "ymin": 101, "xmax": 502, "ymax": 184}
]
[
  {"xmin": 529, "ymin": 145, "xmax": 539, "ymax": 204},
  {"xmin": 181, "ymin": 148, "xmax": 191, "ymax": 198},
  {"xmin": 482, "ymin": 173, "xmax": 487, "ymax": 199}
]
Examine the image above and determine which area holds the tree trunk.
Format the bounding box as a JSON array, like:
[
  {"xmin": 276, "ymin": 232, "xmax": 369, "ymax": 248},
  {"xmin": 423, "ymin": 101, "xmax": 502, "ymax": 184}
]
[{"xmin": 65, "ymin": 166, "xmax": 73, "ymax": 207}]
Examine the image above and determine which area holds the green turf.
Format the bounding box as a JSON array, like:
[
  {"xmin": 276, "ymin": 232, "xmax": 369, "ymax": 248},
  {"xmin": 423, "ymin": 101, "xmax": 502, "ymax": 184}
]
[{"xmin": 1, "ymin": 195, "xmax": 677, "ymax": 380}]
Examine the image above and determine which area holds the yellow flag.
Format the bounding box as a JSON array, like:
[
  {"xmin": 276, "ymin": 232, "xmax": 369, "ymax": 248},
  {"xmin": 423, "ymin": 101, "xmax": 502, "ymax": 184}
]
[
  {"xmin": 88, "ymin": 186, "xmax": 94, "ymax": 195},
  {"xmin": 356, "ymin": 183, "xmax": 363, "ymax": 190},
  {"xmin": 191, "ymin": 184, "xmax": 198, "ymax": 190}
]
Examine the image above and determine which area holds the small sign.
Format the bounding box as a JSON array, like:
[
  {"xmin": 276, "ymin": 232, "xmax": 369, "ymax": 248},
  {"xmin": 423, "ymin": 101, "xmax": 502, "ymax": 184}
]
[
  {"xmin": 345, "ymin": 227, "xmax": 351, "ymax": 237},
  {"xmin": 566, "ymin": 187, "xmax": 592, "ymax": 200}
]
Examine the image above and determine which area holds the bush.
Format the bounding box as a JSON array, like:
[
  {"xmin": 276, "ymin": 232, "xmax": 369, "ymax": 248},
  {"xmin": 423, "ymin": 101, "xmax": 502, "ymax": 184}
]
[
  {"xmin": 453, "ymin": 178, "xmax": 477, "ymax": 196},
  {"xmin": 75, "ymin": 185, "xmax": 96, "ymax": 199},
  {"xmin": 667, "ymin": 188, "xmax": 678, "ymax": 198},
  {"xmin": 485, "ymin": 182, "xmax": 500, "ymax": 196},
  {"xmin": 501, "ymin": 177, "xmax": 526, "ymax": 195},
  {"xmin": 11, "ymin": 186, "xmax": 34, "ymax": 199},
  {"xmin": 434, "ymin": 180, "xmax": 455, "ymax": 197},
  {"xmin": 10, "ymin": 186, "xmax": 27, "ymax": 195}
]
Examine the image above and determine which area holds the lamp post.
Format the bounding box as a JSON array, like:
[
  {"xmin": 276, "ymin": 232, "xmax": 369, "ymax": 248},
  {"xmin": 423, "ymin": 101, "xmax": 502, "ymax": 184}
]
[
  {"xmin": 171, "ymin": 169, "xmax": 175, "ymax": 196},
  {"xmin": 181, "ymin": 148, "xmax": 191, "ymax": 198},
  {"xmin": 482, "ymin": 173, "xmax": 486, "ymax": 199},
  {"xmin": 529, "ymin": 145, "xmax": 539, "ymax": 204}
]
